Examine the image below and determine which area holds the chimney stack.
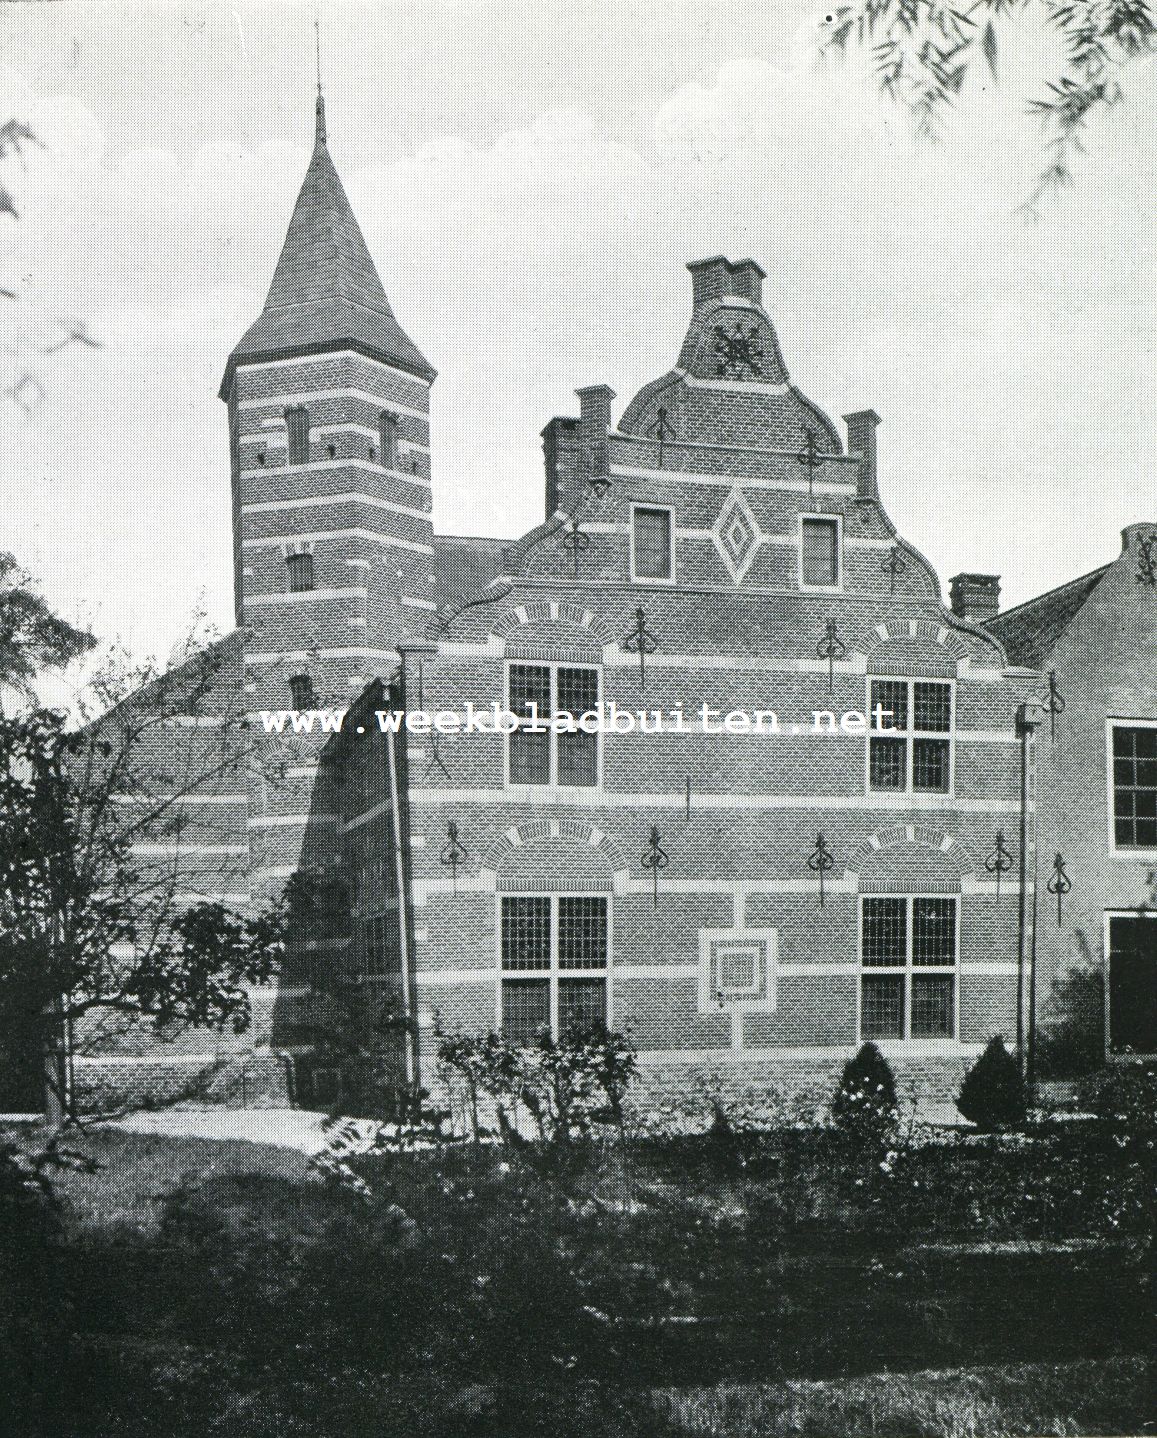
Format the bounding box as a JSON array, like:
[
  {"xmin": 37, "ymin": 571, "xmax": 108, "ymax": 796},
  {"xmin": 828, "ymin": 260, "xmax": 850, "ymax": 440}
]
[
  {"xmin": 950, "ymin": 573, "xmax": 1002, "ymax": 623},
  {"xmin": 687, "ymin": 256, "xmax": 766, "ymax": 310},
  {"xmin": 575, "ymin": 384, "xmax": 615, "ymax": 495},
  {"xmin": 843, "ymin": 409, "xmax": 881, "ymax": 501},
  {"xmin": 541, "ymin": 416, "xmax": 580, "ymax": 519}
]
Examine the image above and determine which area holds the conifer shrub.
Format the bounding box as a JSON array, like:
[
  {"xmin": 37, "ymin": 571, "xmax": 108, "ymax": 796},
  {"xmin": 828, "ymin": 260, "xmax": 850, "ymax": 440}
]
[
  {"xmin": 831, "ymin": 1042, "xmax": 898, "ymax": 1146},
  {"xmin": 957, "ymin": 1036, "xmax": 1027, "ymax": 1130}
]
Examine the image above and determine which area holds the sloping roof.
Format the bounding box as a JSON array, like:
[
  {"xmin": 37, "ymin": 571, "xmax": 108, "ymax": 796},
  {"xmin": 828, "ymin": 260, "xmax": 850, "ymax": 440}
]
[
  {"xmin": 433, "ymin": 534, "xmax": 509, "ymax": 612},
  {"xmin": 986, "ymin": 565, "xmax": 1110, "ymax": 669},
  {"xmin": 221, "ymin": 95, "xmax": 434, "ymax": 396}
]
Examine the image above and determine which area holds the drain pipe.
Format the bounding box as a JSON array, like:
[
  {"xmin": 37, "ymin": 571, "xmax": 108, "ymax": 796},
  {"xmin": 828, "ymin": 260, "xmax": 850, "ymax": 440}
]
[{"xmin": 385, "ymin": 718, "xmax": 415, "ymax": 1091}]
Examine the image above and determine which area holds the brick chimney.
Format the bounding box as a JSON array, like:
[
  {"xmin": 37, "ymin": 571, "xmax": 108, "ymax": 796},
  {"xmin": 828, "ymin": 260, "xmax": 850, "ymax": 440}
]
[
  {"xmin": 541, "ymin": 416, "xmax": 580, "ymax": 519},
  {"xmin": 950, "ymin": 573, "xmax": 1002, "ymax": 623},
  {"xmin": 575, "ymin": 384, "xmax": 615, "ymax": 493},
  {"xmin": 687, "ymin": 256, "xmax": 766, "ymax": 310},
  {"xmin": 843, "ymin": 410, "xmax": 881, "ymax": 501}
]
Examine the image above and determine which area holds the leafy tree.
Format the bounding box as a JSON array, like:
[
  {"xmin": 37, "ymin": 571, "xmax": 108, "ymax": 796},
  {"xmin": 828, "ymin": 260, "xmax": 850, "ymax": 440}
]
[
  {"xmin": 0, "ymin": 637, "xmax": 286, "ymax": 1123},
  {"xmin": 823, "ymin": 0, "xmax": 1156, "ymax": 207},
  {"xmin": 0, "ymin": 551, "xmax": 94, "ymax": 703},
  {"xmin": 1, "ymin": 119, "xmax": 101, "ymax": 414}
]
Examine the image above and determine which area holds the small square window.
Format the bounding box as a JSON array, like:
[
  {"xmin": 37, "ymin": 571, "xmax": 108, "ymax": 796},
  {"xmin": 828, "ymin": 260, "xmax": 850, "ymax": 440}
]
[
  {"xmin": 558, "ymin": 978, "xmax": 607, "ymax": 1034},
  {"xmin": 502, "ymin": 979, "xmax": 550, "ymax": 1044},
  {"xmin": 501, "ymin": 897, "xmax": 551, "ymax": 971},
  {"xmin": 913, "ymin": 738, "xmax": 951, "ymax": 793},
  {"xmin": 862, "ymin": 898, "xmax": 906, "ymax": 967},
  {"xmin": 286, "ymin": 552, "xmax": 314, "ymax": 593},
  {"xmin": 801, "ymin": 516, "xmax": 840, "ymax": 588},
  {"xmin": 633, "ymin": 507, "xmax": 673, "ymax": 581},
  {"xmin": 288, "ymin": 674, "xmax": 315, "ymax": 710},
  {"xmin": 861, "ymin": 975, "xmax": 904, "ymax": 1039}
]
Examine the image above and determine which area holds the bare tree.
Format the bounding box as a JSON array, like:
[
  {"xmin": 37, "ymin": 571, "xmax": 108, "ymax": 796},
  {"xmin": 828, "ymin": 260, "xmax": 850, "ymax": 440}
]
[{"xmin": 0, "ymin": 632, "xmax": 286, "ymax": 1123}]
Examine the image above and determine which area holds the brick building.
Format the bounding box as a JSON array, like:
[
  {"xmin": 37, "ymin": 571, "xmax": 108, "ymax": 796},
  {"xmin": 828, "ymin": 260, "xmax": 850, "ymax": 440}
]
[
  {"xmin": 986, "ymin": 527, "xmax": 1157, "ymax": 1065},
  {"xmin": 67, "ymin": 96, "xmax": 1063, "ymax": 1116}
]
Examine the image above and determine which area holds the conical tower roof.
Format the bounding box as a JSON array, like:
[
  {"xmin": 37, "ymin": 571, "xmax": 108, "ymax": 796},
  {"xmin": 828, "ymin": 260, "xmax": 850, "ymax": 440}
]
[{"xmin": 220, "ymin": 93, "xmax": 435, "ymax": 397}]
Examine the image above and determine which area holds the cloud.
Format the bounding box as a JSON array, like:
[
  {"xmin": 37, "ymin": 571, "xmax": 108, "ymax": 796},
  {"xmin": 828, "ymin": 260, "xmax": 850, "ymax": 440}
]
[{"xmin": 1, "ymin": 20, "xmax": 1154, "ymax": 668}]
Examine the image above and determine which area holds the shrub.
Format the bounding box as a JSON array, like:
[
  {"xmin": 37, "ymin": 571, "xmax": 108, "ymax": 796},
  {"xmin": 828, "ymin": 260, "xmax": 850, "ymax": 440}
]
[
  {"xmin": 1079, "ymin": 1061, "xmax": 1157, "ymax": 1134},
  {"xmin": 830, "ymin": 1042, "xmax": 898, "ymax": 1148},
  {"xmin": 436, "ymin": 1024, "xmax": 636, "ymax": 1144},
  {"xmin": 957, "ymin": 1036, "xmax": 1027, "ymax": 1129}
]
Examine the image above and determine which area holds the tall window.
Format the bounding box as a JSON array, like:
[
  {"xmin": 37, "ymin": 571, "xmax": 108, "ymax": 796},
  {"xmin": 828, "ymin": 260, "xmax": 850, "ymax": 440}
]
[
  {"xmin": 285, "ymin": 406, "xmax": 310, "ymax": 465},
  {"xmin": 632, "ymin": 506, "xmax": 673, "ymax": 581},
  {"xmin": 288, "ymin": 673, "xmax": 315, "ymax": 710},
  {"xmin": 508, "ymin": 663, "xmax": 598, "ymax": 787},
  {"xmin": 286, "ymin": 551, "xmax": 314, "ymax": 593},
  {"xmin": 379, "ymin": 411, "xmax": 399, "ymax": 469},
  {"xmin": 500, "ymin": 894, "xmax": 609, "ymax": 1042},
  {"xmin": 860, "ymin": 895, "xmax": 957, "ymax": 1040},
  {"xmin": 868, "ymin": 678, "xmax": 952, "ymax": 794},
  {"xmin": 1111, "ymin": 724, "xmax": 1157, "ymax": 849},
  {"xmin": 1107, "ymin": 914, "xmax": 1157, "ymax": 1053},
  {"xmin": 361, "ymin": 912, "xmax": 400, "ymax": 979},
  {"xmin": 800, "ymin": 515, "xmax": 840, "ymax": 589}
]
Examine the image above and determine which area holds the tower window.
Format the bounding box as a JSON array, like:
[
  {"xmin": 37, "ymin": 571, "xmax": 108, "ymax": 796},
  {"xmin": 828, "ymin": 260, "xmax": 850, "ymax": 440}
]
[
  {"xmin": 379, "ymin": 411, "xmax": 399, "ymax": 469},
  {"xmin": 288, "ymin": 674, "xmax": 315, "ymax": 710},
  {"xmin": 800, "ymin": 515, "xmax": 841, "ymax": 589},
  {"xmin": 286, "ymin": 552, "xmax": 314, "ymax": 593},
  {"xmin": 632, "ymin": 505, "xmax": 674, "ymax": 581},
  {"xmin": 286, "ymin": 407, "xmax": 310, "ymax": 465}
]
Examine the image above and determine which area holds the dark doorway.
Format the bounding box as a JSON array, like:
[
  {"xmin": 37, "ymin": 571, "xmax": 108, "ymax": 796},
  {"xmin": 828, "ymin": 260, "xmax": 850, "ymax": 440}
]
[
  {"xmin": 0, "ymin": 1019, "xmax": 44, "ymax": 1114},
  {"xmin": 1108, "ymin": 914, "xmax": 1157, "ymax": 1055}
]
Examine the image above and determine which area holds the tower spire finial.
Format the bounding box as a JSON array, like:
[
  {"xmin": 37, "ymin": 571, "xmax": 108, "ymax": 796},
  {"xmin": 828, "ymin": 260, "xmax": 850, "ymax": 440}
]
[{"xmin": 314, "ymin": 20, "xmax": 326, "ymax": 146}]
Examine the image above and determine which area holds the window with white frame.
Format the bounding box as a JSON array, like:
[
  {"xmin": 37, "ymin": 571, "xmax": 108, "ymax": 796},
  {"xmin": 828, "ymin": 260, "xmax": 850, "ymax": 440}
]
[
  {"xmin": 632, "ymin": 505, "xmax": 673, "ymax": 581},
  {"xmin": 507, "ymin": 662, "xmax": 599, "ymax": 787},
  {"xmin": 500, "ymin": 894, "xmax": 609, "ymax": 1042},
  {"xmin": 868, "ymin": 678, "xmax": 953, "ymax": 794},
  {"xmin": 800, "ymin": 515, "xmax": 841, "ymax": 589},
  {"xmin": 860, "ymin": 895, "xmax": 957, "ymax": 1040},
  {"xmin": 1110, "ymin": 723, "xmax": 1157, "ymax": 850}
]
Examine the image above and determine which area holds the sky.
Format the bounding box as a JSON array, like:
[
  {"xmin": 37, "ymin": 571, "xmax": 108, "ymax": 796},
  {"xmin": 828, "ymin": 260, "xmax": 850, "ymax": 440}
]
[{"xmin": 1, "ymin": 0, "xmax": 1155, "ymax": 669}]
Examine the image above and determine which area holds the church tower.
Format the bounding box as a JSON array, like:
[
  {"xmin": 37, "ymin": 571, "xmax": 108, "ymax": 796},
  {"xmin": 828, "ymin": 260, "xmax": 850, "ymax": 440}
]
[{"xmin": 220, "ymin": 89, "xmax": 436, "ymax": 723}]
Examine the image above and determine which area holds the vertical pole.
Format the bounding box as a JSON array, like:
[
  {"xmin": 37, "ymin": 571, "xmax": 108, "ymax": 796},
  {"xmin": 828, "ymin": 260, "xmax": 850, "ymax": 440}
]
[
  {"xmin": 385, "ymin": 696, "xmax": 415, "ymax": 1091},
  {"xmin": 1015, "ymin": 707, "xmax": 1029, "ymax": 1074},
  {"xmin": 1026, "ymin": 744, "xmax": 1040, "ymax": 1097}
]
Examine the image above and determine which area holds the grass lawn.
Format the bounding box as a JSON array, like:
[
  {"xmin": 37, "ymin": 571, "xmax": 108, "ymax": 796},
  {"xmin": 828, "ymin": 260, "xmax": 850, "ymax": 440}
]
[{"xmin": 2, "ymin": 1117, "xmax": 1151, "ymax": 1436}]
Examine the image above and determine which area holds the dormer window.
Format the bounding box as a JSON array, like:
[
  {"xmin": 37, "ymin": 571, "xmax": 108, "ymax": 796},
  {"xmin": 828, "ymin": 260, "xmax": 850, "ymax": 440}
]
[
  {"xmin": 800, "ymin": 515, "xmax": 841, "ymax": 590},
  {"xmin": 286, "ymin": 552, "xmax": 314, "ymax": 593},
  {"xmin": 285, "ymin": 406, "xmax": 310, "ymax": 465},
  {"xmin": 379, "ymin": 411, "xmax": 399, "ymax": 469},
  {"xmin": 288, "ymin": 674, "xmax": 315, "ymax": 710}
]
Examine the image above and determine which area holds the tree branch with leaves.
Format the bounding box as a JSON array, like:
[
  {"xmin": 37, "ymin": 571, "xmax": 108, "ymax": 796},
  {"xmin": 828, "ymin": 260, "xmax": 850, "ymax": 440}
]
[{"xmin": 823, "ymin": 0, "xmax": 1156, "ymax": 209}]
